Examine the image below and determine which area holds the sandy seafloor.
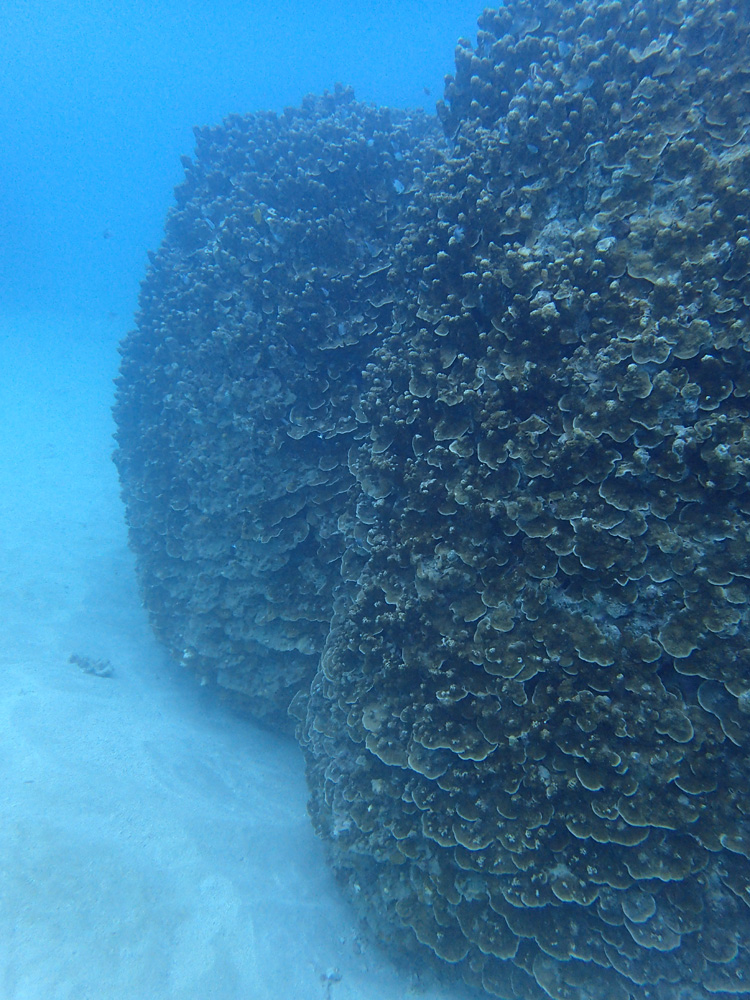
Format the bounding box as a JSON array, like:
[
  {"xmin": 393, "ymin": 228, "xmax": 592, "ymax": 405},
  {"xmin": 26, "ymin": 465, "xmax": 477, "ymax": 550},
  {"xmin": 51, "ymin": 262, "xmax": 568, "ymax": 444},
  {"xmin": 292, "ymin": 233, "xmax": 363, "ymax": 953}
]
[{"xmin": 0, "ymin": 312, "xmax": 477, "ymax": 1000}]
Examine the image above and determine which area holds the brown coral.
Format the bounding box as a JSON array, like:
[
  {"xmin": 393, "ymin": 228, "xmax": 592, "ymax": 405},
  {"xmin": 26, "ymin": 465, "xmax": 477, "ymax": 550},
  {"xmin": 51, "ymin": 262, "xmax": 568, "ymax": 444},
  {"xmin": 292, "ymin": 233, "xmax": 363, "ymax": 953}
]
[{"xmin": 115, "ymin": 2, "xmax": 750, "ymax": 997}]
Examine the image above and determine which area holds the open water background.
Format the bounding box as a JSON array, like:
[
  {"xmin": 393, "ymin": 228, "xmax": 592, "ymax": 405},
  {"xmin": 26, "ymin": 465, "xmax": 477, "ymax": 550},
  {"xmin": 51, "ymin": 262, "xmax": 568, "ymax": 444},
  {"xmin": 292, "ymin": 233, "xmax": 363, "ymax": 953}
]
[{"xmin": 1, "ymin": 0, "xmax": 481, "ymax": 321}]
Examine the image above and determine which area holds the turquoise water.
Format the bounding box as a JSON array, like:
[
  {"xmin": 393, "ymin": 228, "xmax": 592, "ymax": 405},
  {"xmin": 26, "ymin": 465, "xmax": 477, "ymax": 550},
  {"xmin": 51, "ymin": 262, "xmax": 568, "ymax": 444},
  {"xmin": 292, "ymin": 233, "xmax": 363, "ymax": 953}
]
[{"xmin": 0, "ymin": 0, "xmax": 480, "ymax": 320}]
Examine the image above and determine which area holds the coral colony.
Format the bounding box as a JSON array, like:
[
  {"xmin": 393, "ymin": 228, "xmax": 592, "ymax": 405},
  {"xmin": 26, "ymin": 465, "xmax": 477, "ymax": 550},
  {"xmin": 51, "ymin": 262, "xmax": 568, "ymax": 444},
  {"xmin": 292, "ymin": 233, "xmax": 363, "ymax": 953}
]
[{"xmin": 115, "ymin": 1, "xmax": 750, "ymax": 996}]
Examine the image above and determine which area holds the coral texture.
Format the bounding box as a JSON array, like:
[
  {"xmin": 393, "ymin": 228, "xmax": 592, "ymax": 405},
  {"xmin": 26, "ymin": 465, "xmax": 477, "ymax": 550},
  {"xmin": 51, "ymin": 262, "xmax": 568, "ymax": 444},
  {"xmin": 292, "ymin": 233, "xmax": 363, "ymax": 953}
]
[
  {"xmin": 115, "ymin": 1, "xmax": 750, "ymax": 996},
  {"xmin": 114, "ymin": 87, "xmax": 440, "ymax": 727}
]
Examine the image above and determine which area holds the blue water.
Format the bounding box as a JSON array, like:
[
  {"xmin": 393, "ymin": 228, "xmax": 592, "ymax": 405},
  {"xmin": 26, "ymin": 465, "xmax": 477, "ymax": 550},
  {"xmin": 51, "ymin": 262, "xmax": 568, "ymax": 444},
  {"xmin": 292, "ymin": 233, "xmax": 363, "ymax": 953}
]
[{"xmin": 0, "ymin": 0, "xmax": 480, "ymax": 321}]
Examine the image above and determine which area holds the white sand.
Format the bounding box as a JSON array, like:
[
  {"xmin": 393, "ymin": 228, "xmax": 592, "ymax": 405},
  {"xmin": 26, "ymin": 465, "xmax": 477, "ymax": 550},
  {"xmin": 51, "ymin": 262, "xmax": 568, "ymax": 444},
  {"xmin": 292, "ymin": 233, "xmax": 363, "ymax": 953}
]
[{"xmin": 0, "ymin": 313, "xmax": 473, "ymax": 1000}]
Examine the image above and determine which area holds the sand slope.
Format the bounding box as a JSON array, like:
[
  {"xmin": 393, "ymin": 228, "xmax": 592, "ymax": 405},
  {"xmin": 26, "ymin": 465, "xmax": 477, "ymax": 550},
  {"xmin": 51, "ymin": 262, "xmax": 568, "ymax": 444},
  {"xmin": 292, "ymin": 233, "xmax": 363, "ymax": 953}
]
[{"xmin": 0, "ymin": 314, "xmax": 471, "ymax": 1000}]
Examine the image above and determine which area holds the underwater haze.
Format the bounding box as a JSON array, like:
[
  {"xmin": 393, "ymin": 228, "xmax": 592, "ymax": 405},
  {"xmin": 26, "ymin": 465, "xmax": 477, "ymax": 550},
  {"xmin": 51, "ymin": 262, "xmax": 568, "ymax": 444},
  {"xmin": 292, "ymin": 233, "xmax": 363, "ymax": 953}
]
[
  {"xmin": 0, "ymin": 3, "xmax": 481, "ymax": 999},
  {"xmin": 0, "ymin": 0, "xmax": 480, "ymax": 320}
]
